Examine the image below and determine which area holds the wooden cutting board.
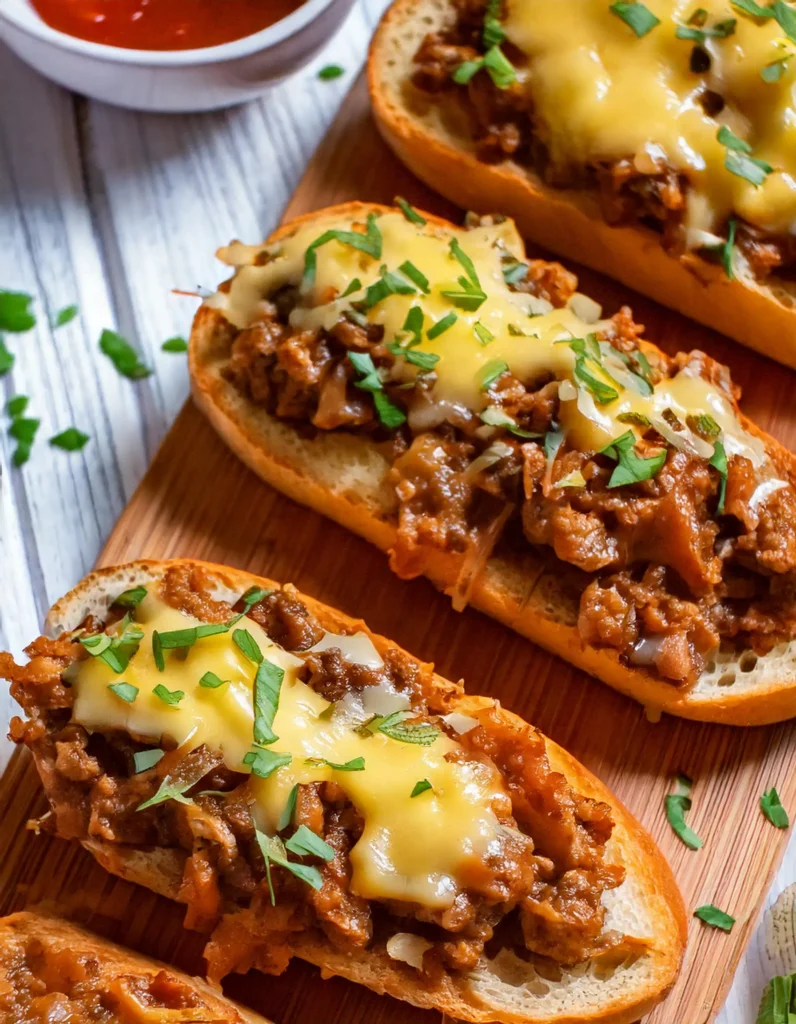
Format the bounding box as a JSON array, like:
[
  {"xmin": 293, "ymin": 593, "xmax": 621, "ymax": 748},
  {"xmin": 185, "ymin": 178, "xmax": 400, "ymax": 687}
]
[{"xmin": 2, "ymin": 71, "xmax": 796, "ymax": 1024}]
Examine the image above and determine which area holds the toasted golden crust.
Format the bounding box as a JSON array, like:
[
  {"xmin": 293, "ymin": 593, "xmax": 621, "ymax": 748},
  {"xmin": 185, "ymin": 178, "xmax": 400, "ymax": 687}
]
[
  {"xmin": 35, "ymin": 559, "xmax": 685, "ymax": 1024},
  {"xmin": 367, "ymin": 0, "xmax": 796, "ymax": 369},
  {"xmin": 0, "ymin": 910, "xmax": 269, "ymax": 1023},
  {"xmin": 187, "ymin": 201, "xmax": 796, "ymax": 725}
]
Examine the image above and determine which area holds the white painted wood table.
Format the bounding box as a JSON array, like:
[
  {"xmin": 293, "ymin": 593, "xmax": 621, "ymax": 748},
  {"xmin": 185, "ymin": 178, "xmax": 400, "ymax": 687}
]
[{"xmin": 0, "ymin": 3, "xmax": 789, "ymax": 1019}]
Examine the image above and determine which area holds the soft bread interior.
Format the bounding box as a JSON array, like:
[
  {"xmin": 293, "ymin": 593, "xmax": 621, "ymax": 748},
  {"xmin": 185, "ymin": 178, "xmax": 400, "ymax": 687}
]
[
  {"xmin": 187, "ymin": 212, "xmax": 796, "ymax": 726},
  {"xmin": 367, "ymin": 0, "xmax": 796, "ymax": 368},
  {"xmin": 44, "ymin": 559, "xmax": 685, "ymax": 1024}
]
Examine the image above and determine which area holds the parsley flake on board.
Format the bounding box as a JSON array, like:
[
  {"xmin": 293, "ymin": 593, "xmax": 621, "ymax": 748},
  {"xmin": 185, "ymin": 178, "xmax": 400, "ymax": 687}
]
[
  {"xmin": 0, "ymin": 290, "xmax": 35, "ymax": 332},
  {"xmin": 694, "ymin": 904, "xmax": 735, "ymax": 931},
  {"xmin": 600, "ymin": 431, "xmax": 667, "ymax": 488},
  {"xmin": 99, "ymin": 329, "xmax": 152, "ymax": 379},
  {"xmin": 761, "ymin": 787, "xmax": 790, "ymax": 828},
  {"xmin": 411, "ymin": 779, "xmax": 433, "ymax": 797},
  {"xmin": 664, "ymin": 774, "xmax": 704, "ymax": 850},
  {"xmin": 610, "ymin": 1, "xmax": 661, "ymax": 36},
  {"xmin": 50, "ymin": 427, "xmax": 90, "ymax": 452},
  {"xmin": 303, "ymin": 214, "xmax": 382, "ymax": 287},
  {"xmin": 53, "ymin": 304, "xmax": 78, "ymax": 328}
]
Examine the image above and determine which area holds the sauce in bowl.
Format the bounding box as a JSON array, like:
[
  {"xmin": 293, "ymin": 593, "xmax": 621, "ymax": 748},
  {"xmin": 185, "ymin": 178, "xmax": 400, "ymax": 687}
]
[{"xmin": 29, "ymin": 0, "xmax": 305, "ymax": 50}]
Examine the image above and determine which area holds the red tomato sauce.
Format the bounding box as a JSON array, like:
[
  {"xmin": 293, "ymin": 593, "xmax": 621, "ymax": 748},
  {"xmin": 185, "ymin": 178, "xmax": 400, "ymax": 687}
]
[{"xmin": 30, "ymin": 0, "xmax": 305, "ymax": 50}]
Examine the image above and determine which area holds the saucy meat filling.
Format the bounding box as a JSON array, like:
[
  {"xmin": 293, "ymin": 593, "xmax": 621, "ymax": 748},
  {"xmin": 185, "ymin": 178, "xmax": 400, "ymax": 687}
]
[
  {"xmin": 410, "ymin": 0, "xmax": 796, "ymax": 283},
  {"xmin": 2, "ymin": 565, "xmax": 627, "ymax": 980},
  {"xmin": 215, "ymin": 215, "xmax": 796, "ymax": 687}
]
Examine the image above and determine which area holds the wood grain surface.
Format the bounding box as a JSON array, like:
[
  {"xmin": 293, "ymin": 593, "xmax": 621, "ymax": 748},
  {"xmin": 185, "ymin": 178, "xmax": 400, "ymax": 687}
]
[{"xmin": 2, "ymin": 61, "xmax": 796, "ymax": 1024}]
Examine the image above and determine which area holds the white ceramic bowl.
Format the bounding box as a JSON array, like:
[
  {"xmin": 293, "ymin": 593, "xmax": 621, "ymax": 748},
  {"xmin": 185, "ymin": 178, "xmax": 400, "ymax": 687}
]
[{"xmin": 0, "ymin": 0, "xmax": 355, "ymax": 112}]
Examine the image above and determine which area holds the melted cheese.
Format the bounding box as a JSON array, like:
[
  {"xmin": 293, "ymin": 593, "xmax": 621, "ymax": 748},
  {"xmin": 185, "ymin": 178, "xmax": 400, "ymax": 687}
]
[
  {"xmin": 71, "ymin": 593, "xmax": 505, "ymax": 908},
  {"xmin": 209, "ymin": 209, "xmax": 761, "ymax": 459},
  {"xmin": 503, "ymin": 0, "xmax": 796, "ymax": 237}
]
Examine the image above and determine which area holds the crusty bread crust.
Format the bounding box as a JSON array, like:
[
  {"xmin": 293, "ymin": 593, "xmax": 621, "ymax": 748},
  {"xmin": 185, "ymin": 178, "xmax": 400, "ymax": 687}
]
[
  {"xmin": 35, "ymin": 559, "xmax": 685, "ymax": 1024},
  {"xmin": 188, "ymin": 201, "xmax": 796, "ymax": 725},
  {"xmin": 367, "ymin": 0, "xmax": 796, "ymax": 369},
  {"xmin": 0, "ymin": 910, "xmax": 269, "ymax": 1023}
]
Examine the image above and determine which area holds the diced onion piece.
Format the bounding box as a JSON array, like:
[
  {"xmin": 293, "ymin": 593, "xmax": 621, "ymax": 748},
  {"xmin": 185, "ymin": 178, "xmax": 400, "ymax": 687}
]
[
  {"xmin": 568, "ymin": 292, "xmax": 602, "ymax": 323},
  {"xmin": 386, "ymin": 933, "xmax": 433, "ymax": 970},
  {"xmin": 629, "ymin": 635, "xmax": 666, "ymax": 667},
  {"xmin": 749, "ymin": 478, "xmax": 788, "ymax": 513},
  {"xmin": 466, "ymin": 441, "xmax": 513, "ymax": 478},
  {"xmin": 308, "ymin": 630, "xmax": 384, "ymax": 669},
  {"xmin": 650, "ymin": 415, "xmax": 713, "ymax": 459},
  {"xmin": 362, "ymin": 685, "xmax": 411, "ymax": 717},
  {"xmin": 558, "ymin": 379, "xmax": 577, "ymax": 401},
  {"xmin": 407, "ymin": 395, "xmax": 473, "ymax": 434},
  {"xmin": 556, "ymin": 469, "xmax": 587, "ymax": 489},
  {"xmin": 576, "ymin": 385, "xmax": 614, "ymax": 431},
  {"xmin": 216, "ymin": 240, "xmax": 273, "ymax": 267},
  {"xmin": 441, "ymin": 711, "xmax": 479, "ymax": 734}
]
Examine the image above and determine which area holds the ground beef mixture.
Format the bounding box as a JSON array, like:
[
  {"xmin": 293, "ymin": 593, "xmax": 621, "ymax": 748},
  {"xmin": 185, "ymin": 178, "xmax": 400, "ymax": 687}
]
[
  {"xmin": 0, "ymin": 927, "xmax": 246, "ymax": 1024},
  {"xmin": 2, "ymin": 565, "xmax": 628, "ymax": 983},
  {"xmin": 410, "ymin": 0, "xmax": 796, "ymax": 282},
  {"xmin": 219, "ymin": 225, "xmax": 796, "ymax": 686}
]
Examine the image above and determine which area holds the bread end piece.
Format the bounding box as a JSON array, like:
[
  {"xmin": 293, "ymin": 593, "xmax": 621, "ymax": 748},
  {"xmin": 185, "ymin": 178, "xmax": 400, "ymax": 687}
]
[{"xmin": 367, "ymin": 0, "xmax": 796, "ymax": 368}]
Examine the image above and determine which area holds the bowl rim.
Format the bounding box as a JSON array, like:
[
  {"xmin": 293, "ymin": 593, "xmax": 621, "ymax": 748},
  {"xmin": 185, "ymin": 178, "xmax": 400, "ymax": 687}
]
[{"xmin": 0, "ymin": 0, "xmax": 341, "ymax": 65}]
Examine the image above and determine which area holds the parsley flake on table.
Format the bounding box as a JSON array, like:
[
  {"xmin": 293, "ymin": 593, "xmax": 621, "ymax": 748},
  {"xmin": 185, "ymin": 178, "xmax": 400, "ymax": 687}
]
[
  {"xmin": 694, "ymin": 904, "xmax": 735, "ymax": 931},
  {"xmin": 664, "ymin": 774, "xmax": 704, "ymax": 849},
  {"xmin": 760, "ymin": 787, "xmax": 790, "ymax": 828}
]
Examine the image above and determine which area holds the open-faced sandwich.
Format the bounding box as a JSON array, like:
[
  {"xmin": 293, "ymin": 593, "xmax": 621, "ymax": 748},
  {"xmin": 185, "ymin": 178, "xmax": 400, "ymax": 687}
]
[
  {"xmin": 369, "ymin": 0, "xmax": 796, "ymax": 366},
  {"xmin": 1, "ymin": 559, "xmax": 685, "ymax": 1024},
  {"xmin": 189, "ymin": 201, "xmax": 796, "ymax": 724},
  {"xmin": 0, "ymin": 910, "xmax": 268, "ymax": 1023}
]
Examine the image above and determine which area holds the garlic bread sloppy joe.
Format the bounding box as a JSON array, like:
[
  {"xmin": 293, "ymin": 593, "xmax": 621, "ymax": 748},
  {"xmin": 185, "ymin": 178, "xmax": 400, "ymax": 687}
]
[
  {"xmin": 190, "ymin": 202, "xmax": 796, "ymax": 723},
  {"xmin": 369, "ymin": 0, "xmax": 796, "ymax": 364},
  {"xmin": 1, "ymin": 560, "xmax": 685, "ymax": 1024}
]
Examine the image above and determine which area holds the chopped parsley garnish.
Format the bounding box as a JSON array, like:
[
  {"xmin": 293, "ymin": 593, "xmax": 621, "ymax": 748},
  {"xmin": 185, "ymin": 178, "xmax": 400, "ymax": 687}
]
[
  {"xmin": 285, "ymin": 824, "xmax": 335, "ymax": 861},
  {"xmin": 401, "ymin": 305, "xmax": 424, "ymax": 346},
  {"xmin": 303, "ymin": 214, "xmax": 382, "ymax": 287},
  {"xmin": 573, "ymin": 359, "xmax": 619, "ymax": 405},
  {"xmin": 53, "ymin": 304, "xmax": 78, "ymax": 328},
  {"xmin": 161, "ymin": 336, "xmax": 188, "ymax": 353},
  {"xmin": 395, "ymin": 196, "xmax": 427, "ymax": 225},
  {"xmin": 479, "ymin": 358, "xmax": 509, "ymax": 391},
  {"xmin": 81, "ymin": 618, "xmax": 144, "ymax": 674},
  {"xmin": 244, "ymin": 747, "xmax": 292, "ymax": 779},
  {"xmin": 152, "ymin": 683, "xmax": 184, "ymax": 706},
  {"xmin": 0, "ymin": 290, "xmax": 35, "ymax": 332},
  {"xmin": 387, "ymin": 343, "xmax": 439, "ymax": 370},
  {"xmin": 774, "ymin": 0, "xmax": 796, "ymax": 39},
  {"xmin": 501, "ymin": 257, "xmax": 528, "ymax": 286},
  {"xmin": 508, "ymin": 323, "xmax": 533, "ymax": 337},
  {"xmin": 50, "ymin": 427, "xmax": 90, "ymax": 452},
  {"xmin": 9, "ymin": 415, "xmax": 40, "ymax": 467},
  {"xmin": 687, "ymin": 412, "xmax": 721, "ymax": 439},
  {"xmin": 305, "ymin": 756, "xmax": 366, "ymax": 771},
  {"xmin": 427, "ymin": 312, "xmax": 458, "ymax": 339},
  {"xmin": 617, "ymin": 411, "xmax": 652, "ymax": 428},
  {"xmin": 664, "ymin": 774, "xmax": 704, "ymax": 850},
  {"xmin": 318, "ymin": 64, "xmax": 344, "ymax": 80},
  {"xmin": 158, "ymin": 622, "xmax": 229, "ymax": 651},
  {"xmin": 731, "ymin": 0, "xmax": 773, "ymax": 14},
  {"xmin": 411, "ymin": 779, "xmax": 433, "ymax": 797},
  {"xmin": 114, "ymin": 585, "xmax": 147, "ymax": 608},
  {"xmin": 253, "ymin": 660, "xmax": 283, "ymax": 745},
  {"xmin": 453, "ymin": 44, "xmax": 517, "ymax": 89},
  {"xmin": 341, "ymin": 278, "xmax": 362, "ymax": 298},
  {"xmin": 717, "ymin": 125, "xmax": 773, "ymax": 186},
  {"xmin": 600, "ymin": 430, "xmax": 666, "ymax": 488},
  {"xmin": 136, "ymin": 774, "xmax": 194, "ymax": 811},
  {"xmin": 107, "ymin": 681, "xmax": 138, "ymax": 703},
  {"xmin": 232, "ymin": 627, "xmax": 263, "ymax": 663},
  {"xmin": 278, "ymin": 784, "xmax": 299, "ymax": 831},
  {"xmin": 133, "ymin": 748, "xmax": 164, "ymax": 773},
  {"xmin": 347, "ymin": 351, "xmax": 406, "ymax": 428},
  {"xmin": 254, "ymin": 828, "xmax": 323, "ymax": 904},
  {"xmin": 99, "ymin": 329, "xmax": 152, "ymax": 379},
  {"xmin": 480, "ymin": 406, "xmax": 540, "ymax": 438},
  {"xmin": 441, "ymin": 238, "xmax": 487, "ymax": 310},
  {"xmin": 398, "ymin": 260, "xmax": 430, "ymax": 293},
  {"xmin": 704, "ymin": 217, "xmax": 737, "ymax": 279},
  {"xmin": 544, "ymin": 428, "xmax": 565, "ymax": 464},
  {"xmin": 761, "ymin": 787, "xmax": 790, "ymax": 828},
  {"xmin": 361, "ymin": 265, "xmax": 417, "ymax": 310},
  {"xmin": 474, "ymin": 321, "xmax": 494, "ymax": 346},
  {"xmin": 482, "ymin": 0, "xmax": 505, "ymax": 46},
  {"xmin": 152, "ymin": 631, "xmax": 164, "ymax": 672},
  {"xmin": 227, "ymin": 585, "xmax": 271, "ymax": 626},
  {"xmin": 200, "ymin": 671, "xmax": 227, "ymax": 688},
  {"xmin": 610, "ymin": 1, "xmax": 661, "ymax": 36},
  {"xmin": 709, "ymin": 438, "xmax": 728, "ymax": 514},
  {"xmin": 676, "ymin": 14, "xmax": 736, "ymax": 40},
  {"xmin": 761, "ymin": 56, "xmax": 791, "ymax": 81},
  {"xmin": 756, "ymin": 972, "xmax": 796, "ymax": 1021},
  {"xmin": 694, "ymin": 904, "xmax": 735, "ymax": 931},
  {"xmin": 6, "ymin": 395, "xmax": 28, "ymax": 418},
  {"xmin": 0, "ymin": 339, "xmax": 14, "ymax": 376},
  {"xmin": 362, "ymin": 711, "xmax": 440, "ymax": 745}
]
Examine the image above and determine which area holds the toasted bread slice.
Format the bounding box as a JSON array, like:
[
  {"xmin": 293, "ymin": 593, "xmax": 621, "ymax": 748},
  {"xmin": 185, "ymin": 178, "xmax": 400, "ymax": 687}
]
[
  {"xmin": 0, "ymin": 910, "xmax": 268, "ymax": 1023},
  {"xmin": 17, "ymin": 558, "xmax": 685, "ymax": 1024},
  {"xmin": 188, "ymin": 201, "xmax": 796, "ymax": 725},
  {"xmin": 367, "ymin": 0, "xmax": 796, "ymax": 368}
]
